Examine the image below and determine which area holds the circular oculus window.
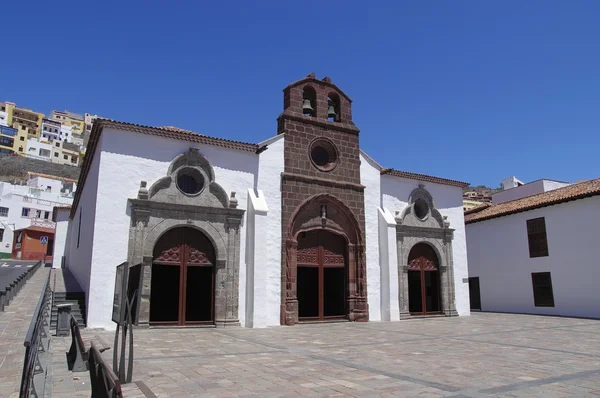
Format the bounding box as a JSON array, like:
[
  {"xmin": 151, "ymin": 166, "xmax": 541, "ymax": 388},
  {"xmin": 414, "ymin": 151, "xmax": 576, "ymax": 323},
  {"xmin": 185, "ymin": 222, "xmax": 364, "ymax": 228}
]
[
  {"xmin": 176, "ymin": 168, "xmax": 205, "ymax": 195},
  {"xmin": 413, "ymin": 198, "xmax": 429, "ymax": 220},
  {"xmin": 309, "ymin": 138, "xmax": 339, "ymax": 172}
]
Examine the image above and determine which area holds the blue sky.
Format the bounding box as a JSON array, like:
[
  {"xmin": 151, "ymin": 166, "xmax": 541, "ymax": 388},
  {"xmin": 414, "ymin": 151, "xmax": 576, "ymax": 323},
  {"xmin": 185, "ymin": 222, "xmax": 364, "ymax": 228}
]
[{"xmin": 2, "ymin": 1, "xmax": 599, "ymax": 187}]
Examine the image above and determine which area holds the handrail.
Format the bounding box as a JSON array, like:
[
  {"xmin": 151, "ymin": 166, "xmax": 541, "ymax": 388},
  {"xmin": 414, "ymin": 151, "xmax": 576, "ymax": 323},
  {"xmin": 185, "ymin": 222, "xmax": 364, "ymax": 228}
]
[
  {"xmin": 89, "ymin": 342, "xmax": 123, "ymax": 398},
  {"xmin": 19, "ymin": 262, "xmax": 50, "ymax": 398}
]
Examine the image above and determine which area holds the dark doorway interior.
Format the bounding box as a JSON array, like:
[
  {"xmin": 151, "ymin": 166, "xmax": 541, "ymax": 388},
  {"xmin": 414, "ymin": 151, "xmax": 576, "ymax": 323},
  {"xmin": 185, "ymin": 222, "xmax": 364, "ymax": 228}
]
[
  {"xmin": 407, "ymin": 243, "xmax": 441, "ymax": 315},
  {"xmin": 150, "ymin": 227, "xmax": 215, "ymax": 326},
  {"xmin": 469, "ymin": 277, "xmax": 481, "ymax": 310},
  {"xmin": 298, "ymin": 267, "xmax": 319, "ymax": 318},
  {"xmin": 408, "ymin": 270, "xmax": 422, "ymax": 313},
  {"xmin": 186, "ymin": 266, "xmax": 213, "ymax": 322},
  {"xmin": 150, "ymin": 264, "xmax": 180, "ymax": 322},
  {"xmin": 297, "ymin": 230, "xmax": 347, "ymax": 321}
]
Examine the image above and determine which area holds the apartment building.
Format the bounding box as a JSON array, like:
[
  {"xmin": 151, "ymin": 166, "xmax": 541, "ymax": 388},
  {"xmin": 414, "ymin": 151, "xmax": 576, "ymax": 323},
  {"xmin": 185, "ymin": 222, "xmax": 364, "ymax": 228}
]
[
  {"xmin": 26, "ymin": 137, "xmax": 80, "ymax": 166},
  {"xmin": 0, "ymin": 125, "xmax": 28, "ymax": 156},
  {"xmin": 50, "ymin": 110, "xmax": 85, "ymax": 136},
  {"xmin": 0, "ymin": 172, "xmax": 75, "ymax": 258},
  {"xmin": 10, "ymin": 103, "xmax": 44, "ymax": 138}
]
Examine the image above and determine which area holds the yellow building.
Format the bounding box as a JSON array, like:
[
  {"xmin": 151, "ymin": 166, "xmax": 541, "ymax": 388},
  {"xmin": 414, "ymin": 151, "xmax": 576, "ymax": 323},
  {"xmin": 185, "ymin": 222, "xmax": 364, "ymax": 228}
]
[
  {"xmin": 463, "ymin": 199, "xmax": 486, "ymax": 212},
  {"xmin": 0, "ymin": 124, "xmax": 28, "ymax": 155},
  {"xmin": 10, "ymin": 103, "xmax": 44, "ymax": 137},
  {"xmin": 50, "ymin": 110, "xmax": 85, "ymax": 137}
]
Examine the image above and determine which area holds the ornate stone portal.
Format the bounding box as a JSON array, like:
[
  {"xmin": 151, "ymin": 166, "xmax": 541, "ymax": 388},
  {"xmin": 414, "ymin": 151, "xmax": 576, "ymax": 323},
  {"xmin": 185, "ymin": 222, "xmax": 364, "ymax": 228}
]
[
  {"xmin": 127, "ymin": 148, "xmax": 245, "ymax": 327},
  {"xmin": 395, "ymin": 185, "xmax": 458, "ymax": 318},
  {"xmin": 283, "ymin": 194, "xmax": 368, "ymax": 325}
]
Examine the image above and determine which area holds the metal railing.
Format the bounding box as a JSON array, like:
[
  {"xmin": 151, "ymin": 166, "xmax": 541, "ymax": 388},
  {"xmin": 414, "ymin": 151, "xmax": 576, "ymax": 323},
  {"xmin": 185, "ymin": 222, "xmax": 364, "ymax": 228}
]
[
  {"xmin": 89, "ymin": 342, "xmax": 123, "ymax": 398},
  {"xmin": 19, "ymin": 266, "xmax": 52, "ymax": 398}
]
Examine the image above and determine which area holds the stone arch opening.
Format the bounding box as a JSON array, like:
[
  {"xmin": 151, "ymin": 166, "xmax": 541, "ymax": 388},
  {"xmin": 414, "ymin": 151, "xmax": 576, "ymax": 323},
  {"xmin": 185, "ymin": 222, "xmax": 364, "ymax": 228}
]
[
  {"xmin": 283, "ymin": 194, "xmax": 368, "ymax": 325},
  {"xmin": 149, "ymin": 226, "xmax": 216, "ymax": 325},
  {"xmin": 407, "ymin": 242, "xmax": 441, "ymax": 315}
]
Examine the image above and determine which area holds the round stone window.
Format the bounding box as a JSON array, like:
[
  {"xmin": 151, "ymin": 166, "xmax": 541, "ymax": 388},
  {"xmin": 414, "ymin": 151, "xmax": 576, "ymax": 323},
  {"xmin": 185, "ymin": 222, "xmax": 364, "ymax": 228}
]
[
  {"xmin": 414, "ymin": 198, "xmax": 429, "ymax": 220},
  {"xmin": 309, "ymin": 138, "xmax": 339, "ymax": 172},
  {"xmin": 176, "ymin": 168, "xmax": 205, "ymax": 195}
]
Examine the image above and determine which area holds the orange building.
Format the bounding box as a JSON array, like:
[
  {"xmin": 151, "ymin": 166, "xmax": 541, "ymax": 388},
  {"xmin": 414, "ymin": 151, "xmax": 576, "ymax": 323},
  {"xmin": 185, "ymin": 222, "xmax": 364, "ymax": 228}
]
[{"xmin": 12, "ymin": 226, "xmax": 54, "ymax": 262}]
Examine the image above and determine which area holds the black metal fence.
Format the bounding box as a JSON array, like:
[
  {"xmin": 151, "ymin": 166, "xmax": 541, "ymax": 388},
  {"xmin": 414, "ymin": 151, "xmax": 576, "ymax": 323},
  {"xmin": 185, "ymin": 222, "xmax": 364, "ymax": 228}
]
[{"xmin": 19, "ymin": 267, "xmax": 52, "ymax": 398}]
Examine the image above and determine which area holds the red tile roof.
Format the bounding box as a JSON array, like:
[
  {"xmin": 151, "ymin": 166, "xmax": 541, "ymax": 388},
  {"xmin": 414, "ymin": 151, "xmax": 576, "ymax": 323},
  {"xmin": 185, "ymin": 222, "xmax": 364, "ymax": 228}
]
[
  {"xmin": 381, "ymin": 168, "xmax": 469, "ymax": 188},
  {"xmin": 465, "ymin": 179, "xmax": 600, "ymax": 224}
]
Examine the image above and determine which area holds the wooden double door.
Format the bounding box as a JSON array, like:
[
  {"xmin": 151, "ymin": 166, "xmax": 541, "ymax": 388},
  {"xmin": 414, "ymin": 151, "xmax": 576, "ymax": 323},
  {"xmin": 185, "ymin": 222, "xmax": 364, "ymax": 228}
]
[
  {"xmin": 407, "ymin": 243, "xmax": 441, "ymax": 315},
  {"xmin": 297, "ymin": 230, "xmax": 348, "ymax": 321},
  {"xmin": 150, "ymin": 227, "xmax": 215, "ymax": 326}
]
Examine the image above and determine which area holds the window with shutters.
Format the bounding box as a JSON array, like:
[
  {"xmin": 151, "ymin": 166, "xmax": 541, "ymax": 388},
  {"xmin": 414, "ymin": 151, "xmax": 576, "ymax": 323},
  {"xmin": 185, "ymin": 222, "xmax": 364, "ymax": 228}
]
[
  {"xmin": 531, "ymin": 272, "xmax": 554, "ymax": 307},
  {"xmin": 526, "ymin": 217, "xmax": 548, "ymax": 258}
]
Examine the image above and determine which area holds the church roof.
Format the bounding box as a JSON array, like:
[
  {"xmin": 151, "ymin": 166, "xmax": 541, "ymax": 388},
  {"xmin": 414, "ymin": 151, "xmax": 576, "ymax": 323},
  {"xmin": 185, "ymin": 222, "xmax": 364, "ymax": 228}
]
[
  {"xmin": 465, "ymin": 178, "xmax": 600, "ymax": 224},
  {"xmin": 380, "ymin": 168, "xmax": 469, "ymax": 188},
  {"xmin": 94, "ymin": 119, "xmax": 258, "ymax": 152},
  {"xmin": 70, "ymin": 118, "xmax": 260, "ymax": 218}
]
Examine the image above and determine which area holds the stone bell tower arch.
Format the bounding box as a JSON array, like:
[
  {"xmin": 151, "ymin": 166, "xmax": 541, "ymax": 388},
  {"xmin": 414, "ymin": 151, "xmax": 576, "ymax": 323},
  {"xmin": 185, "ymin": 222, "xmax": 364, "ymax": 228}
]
[{"xmin": 277, "ymin": 73, "xmax": 368, "ymax": 325}]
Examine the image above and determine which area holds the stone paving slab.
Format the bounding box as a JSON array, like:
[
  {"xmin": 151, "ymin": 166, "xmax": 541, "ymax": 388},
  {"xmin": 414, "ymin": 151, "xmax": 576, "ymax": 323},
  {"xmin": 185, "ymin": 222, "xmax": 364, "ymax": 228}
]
[
  {"xmin": 0, "ymin": 266, "xmax": 49, "ymax": 398},
  {"xmin": 46, "ymin": 313, "xmax": 597, "ymax": 397}
]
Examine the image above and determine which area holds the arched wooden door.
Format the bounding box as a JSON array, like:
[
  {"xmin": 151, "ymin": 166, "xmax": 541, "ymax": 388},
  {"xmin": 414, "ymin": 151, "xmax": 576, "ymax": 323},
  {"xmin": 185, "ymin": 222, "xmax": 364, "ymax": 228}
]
[
  {"xmin": 297, "ymin": 230, "xmax": 347, "ymax": 321},
  {"xmin": 407, "ymin": 243, "xmax": 441, "ymax": 315},
  {"xmin": 150, "ymin": 227, "xmax": 215, "ymax": 325}
]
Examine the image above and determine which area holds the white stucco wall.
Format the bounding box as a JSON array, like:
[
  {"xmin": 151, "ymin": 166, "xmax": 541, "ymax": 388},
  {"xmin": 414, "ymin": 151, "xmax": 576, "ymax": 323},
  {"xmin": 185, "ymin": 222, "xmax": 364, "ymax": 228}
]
[
  {"xmin": 467, "ymin": 196, "xmax": 600, "ymax": 319},
  {"xmin": 66, "ymin": 133, "xmax": 103, "ymax": 297},
  {"xmin": 381, "ymin": 175, "xmax": 470, "ymax": 316},
  {"xmin": 86, "ymin": 128, "xmax": 258, "ymax": 329},
  {"xmin": 251, "ymin": 135, "xmax": 284, "ymax": 327},
  {"xmin": 52, "ymin": 209, "xmax": 70, "ymax": 268},
  {"xmin": 359, "ymin": 152, "xmax": 382, "ymax": 321}
]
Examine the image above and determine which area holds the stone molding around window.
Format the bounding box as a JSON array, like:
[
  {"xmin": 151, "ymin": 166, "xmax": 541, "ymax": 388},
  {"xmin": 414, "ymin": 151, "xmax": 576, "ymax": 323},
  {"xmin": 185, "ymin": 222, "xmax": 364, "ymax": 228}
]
[
  {"xmin": 395, "ymin": 184, "xmax": 458, "ymax": 319},
  {"xmin": 127, "ymin": 148, "xmax": 245, "ymax": 327}
]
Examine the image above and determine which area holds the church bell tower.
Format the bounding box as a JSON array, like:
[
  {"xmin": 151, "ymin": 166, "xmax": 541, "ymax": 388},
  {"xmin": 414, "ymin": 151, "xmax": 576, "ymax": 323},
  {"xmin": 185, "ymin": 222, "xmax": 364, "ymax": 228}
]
[{"xmin": 278, "ymin": 73, "xmax": 368, "ymax": 325}]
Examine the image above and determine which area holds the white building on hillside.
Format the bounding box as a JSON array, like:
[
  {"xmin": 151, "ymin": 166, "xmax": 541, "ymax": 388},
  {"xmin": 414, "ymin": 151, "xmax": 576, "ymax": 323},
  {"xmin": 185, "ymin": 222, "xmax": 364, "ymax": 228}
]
[
  {"xmin": 26, "ymin": 137, "xmax": 53, "ymax": 161},
  {"xmin": 494, "ymin": 176, "xmax": 570, "ymax": 204},
  {"xmin": 0, "ymin": 172, "xmax": 76, "ymax": 258},
  {"xmin": 466, "ymin": 178, "xmax": 600, "ymax": 319},
  {"xmin": 58, "ymin": 74, "xmax": 471, "ymax": 330}
]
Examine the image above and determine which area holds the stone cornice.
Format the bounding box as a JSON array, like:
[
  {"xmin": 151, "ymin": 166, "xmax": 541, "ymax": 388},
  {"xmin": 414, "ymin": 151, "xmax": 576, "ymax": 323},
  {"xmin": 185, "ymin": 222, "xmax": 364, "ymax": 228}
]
[
  {"xmin": 277, "ymin": 112, "xmax": 360, "ymax": 135},
  {"xmin": 128, "ymin": 198, "xmax": 245, "ymax": 218},
  {"xmin": 281, "ymin": 172, "xmax": 365, "ymax": 191}
]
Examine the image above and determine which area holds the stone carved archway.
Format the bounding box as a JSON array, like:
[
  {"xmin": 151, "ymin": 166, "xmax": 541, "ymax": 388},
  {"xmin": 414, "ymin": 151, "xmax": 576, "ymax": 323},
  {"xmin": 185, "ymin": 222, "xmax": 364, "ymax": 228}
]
[
  {"xmin": 395, "ymin": 184, "xmax": 458, "ymax": 318},
  {"xmin": 282, "ymin": 194, "xmax": 368, "ymax": 325},
  {"xmin": 127, "ymin": 148, "xmax": 245, "ymax": 327}
]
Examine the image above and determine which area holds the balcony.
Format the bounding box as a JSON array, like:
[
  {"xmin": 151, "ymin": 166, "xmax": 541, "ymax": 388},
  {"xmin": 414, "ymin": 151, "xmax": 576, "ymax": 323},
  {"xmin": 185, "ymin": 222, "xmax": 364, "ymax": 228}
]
[{"xmin": 30, "ymin": 218, "xmax": 55, "ymax": 230}]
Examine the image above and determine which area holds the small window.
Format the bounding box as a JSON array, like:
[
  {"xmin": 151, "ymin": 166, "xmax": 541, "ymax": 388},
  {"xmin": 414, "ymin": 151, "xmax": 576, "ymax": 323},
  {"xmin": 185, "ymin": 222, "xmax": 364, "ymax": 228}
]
[
  {"xmin": 531, "ymin": 272, "xmax": 554, "ymax": 307},
  {"xmin": 46, "ymin": 186, "xmax": 52, "ymax": 192},
  {"xmin": 22, "ymin": 208, "xmax": 30, "ymax": 217},
  {"xmin": 0, "ymin": 228, "xmax": 3, "ymax": 242},
  {"xmin": 77, "ymin": 209, "xmax": 82, "ymax": 248},
  {"xmin": 54, "ymin": 152, "xmax": 59, "ymax": 157},
  {"xmin": 527, "ymin": 217, "xmax": 548, "ymax": 257},
  {"xmin": 35, "ymin": 209, "xmax": 42, "ymax": 218},
  {"xmin": 0, "ymin": 206, "xmax": 8, "ymax": 217},
  {"xmin": 18, "ymin": 147, "xmax": 23, "ymax": 152},
  {"xmin": 21, "ymin": 125, "xmax": 26, "ymax": 130},
  {"xmin": 63, "ymin": 154, "xmax": 68, "ymax": 160},
  {"xmin": 55, "ymin": 142, "xmax": 60, "ymax": 147},
  {"xmin": 44, "ymin": 211, "xmax": 50, "ymax": 219},
  {"xmin": 19, "ymin": 136, "xmax": 24, "ymax": 141}
]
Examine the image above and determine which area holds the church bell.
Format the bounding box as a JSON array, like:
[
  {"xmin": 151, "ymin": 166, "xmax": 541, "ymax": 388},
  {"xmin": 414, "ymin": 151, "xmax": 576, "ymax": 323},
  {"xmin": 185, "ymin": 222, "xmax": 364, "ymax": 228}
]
[
  {"xmin": 327, "ymin": 103, "xmax": 337, "ymax": 119},
  {"xmin": 302, "ymin": 98, "xmax": 314, "ymax": 114}
]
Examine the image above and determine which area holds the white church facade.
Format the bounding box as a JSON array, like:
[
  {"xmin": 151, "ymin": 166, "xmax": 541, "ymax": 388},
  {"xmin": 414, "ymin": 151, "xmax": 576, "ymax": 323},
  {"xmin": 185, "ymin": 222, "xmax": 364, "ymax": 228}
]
[{"xmin": 59, "ymin": 74, "xmax": 471, "ymax": 329}]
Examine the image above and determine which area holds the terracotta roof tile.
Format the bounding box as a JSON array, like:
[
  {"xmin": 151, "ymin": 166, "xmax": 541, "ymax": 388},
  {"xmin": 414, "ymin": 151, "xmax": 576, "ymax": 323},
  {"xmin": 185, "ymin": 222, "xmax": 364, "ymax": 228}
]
[
  {"xmin": 381, "ymin": 168, "xmax": 469, "ymax": 188},
  {"xmin": 98, "ymin": 119, "xmax": 257, "ymax": 152},
  {"xmin": 465, "ymin": 178, "xmax": 600, "ymax": 224},
  {"xmin": 27, "ymin": 172, "xmax": 78, "ymax": 183}
]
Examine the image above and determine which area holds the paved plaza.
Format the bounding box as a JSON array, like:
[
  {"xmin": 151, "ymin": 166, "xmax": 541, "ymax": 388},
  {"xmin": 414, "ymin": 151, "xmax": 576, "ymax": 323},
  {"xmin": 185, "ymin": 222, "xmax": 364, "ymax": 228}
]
[{"xmin": 56, "ymin": 312, "xmax": 599, "ymax": 397}]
